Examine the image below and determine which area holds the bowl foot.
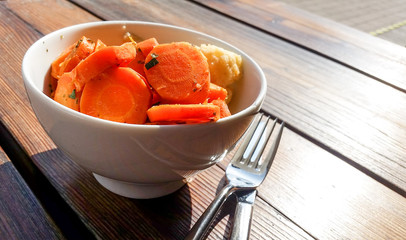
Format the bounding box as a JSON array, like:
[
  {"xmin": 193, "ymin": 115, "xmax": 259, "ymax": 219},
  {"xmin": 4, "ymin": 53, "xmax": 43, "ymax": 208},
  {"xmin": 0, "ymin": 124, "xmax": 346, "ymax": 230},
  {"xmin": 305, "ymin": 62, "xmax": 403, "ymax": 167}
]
[{"xmin": 93, "ymin": 173, "xmax": 186, "ymax": 199}]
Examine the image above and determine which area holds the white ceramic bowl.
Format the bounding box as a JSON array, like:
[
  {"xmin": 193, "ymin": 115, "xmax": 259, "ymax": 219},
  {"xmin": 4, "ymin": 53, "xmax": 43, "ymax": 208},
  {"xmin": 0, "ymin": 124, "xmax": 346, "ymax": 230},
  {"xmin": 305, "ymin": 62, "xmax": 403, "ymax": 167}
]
[{"xmin": 22, "ymin": 21, "xmax": 267, "ymax": 199}]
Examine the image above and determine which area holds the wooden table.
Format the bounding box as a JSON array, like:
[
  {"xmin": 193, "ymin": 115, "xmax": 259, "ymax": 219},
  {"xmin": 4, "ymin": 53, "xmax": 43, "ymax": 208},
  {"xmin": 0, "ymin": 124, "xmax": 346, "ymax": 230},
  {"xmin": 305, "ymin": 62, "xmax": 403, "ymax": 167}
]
[{"xmin": 1, "ymin": 0, "xmax": 405, "ymax": 239}]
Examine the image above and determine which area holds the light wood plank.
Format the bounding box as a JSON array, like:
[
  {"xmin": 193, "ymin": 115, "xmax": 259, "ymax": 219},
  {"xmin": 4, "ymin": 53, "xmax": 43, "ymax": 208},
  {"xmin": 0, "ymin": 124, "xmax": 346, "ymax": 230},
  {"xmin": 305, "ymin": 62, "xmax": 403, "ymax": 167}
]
[
  {"xmin": 277, "ymin": 0, "xmax": 406, "ymax": 46},
  {"xmin": 193, "ymin": 0, "xmax": 406, "ymax": 91},
  {"xmin": 220, "ymin": 126, "xmax": 406, "ymax": 239},
  {"xmin": 6, "ymin": 0, "xmax": 99, "ymax": 35}
]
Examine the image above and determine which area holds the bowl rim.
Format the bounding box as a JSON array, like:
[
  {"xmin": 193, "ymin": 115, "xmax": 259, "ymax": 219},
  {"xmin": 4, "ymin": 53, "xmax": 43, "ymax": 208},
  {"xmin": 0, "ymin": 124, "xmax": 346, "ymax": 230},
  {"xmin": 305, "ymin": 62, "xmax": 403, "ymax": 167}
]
[{"xmin": 22, "ymin": 20, "xmax": 267, "ymax": 129}]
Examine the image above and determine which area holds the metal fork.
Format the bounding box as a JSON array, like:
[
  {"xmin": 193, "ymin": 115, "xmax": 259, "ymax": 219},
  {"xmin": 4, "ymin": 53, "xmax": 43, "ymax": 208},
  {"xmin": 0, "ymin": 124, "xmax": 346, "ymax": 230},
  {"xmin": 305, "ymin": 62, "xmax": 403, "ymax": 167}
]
[{"xmin": 185, "ymin": 113, "xmax": 284, "ymax": 240}]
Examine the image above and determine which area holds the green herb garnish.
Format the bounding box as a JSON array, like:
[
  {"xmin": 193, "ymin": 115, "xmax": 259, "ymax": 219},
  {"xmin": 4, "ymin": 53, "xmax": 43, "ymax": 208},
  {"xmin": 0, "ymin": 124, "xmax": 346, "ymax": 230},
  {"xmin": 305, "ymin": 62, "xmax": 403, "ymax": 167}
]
[
  {"xmin": 145, "ymin": 53, "xmax": 159, "ymax": 70},
  {"xmin": 75, "ymin": 39, "xmax": 83, "ymax": 48},
  {"xmin": 69, "ymin": 89, "xmax": 76, "ymax": 99}
]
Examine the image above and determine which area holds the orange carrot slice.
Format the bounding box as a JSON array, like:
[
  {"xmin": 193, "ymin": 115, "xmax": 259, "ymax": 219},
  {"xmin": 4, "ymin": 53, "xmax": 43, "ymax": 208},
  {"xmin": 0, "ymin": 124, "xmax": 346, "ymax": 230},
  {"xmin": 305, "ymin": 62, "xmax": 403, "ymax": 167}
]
[
  {"xmin": 128, "ymin": 38, "xmax": 159, "ymax": 78},
  {"xmin": 147, "ymin": 104, "xmax": 220, "ymax": 123},
  {"xmin": 53, "ymin": 72, "xmax": 81, "ymax": 111},
  {"xmin": 80, "ymin": 67, "xmax": 151, "ymax": 124},
  {"xmin": 210, "ymin": 99, "xmax": 231, "ymax": 118},
  {"xmin": 51, "ymin": 43, "xmax": 74, "ymax": 79},
  {"xmin": 52, "ymin": 36, "xmax": 95, "ymax": 79},
  {"xmin": 49, "ymin": 76, "xmax": 58, "ymax": 99},
  {"xmin": 71, "ymin": 42, "xmax": 137, "ymax": 92},
  {"xmin": 144, "ymin": 42, "xmax": 210, "ymax": 104},
  {"xmin": 127, "ymin": 49, "xmax": 146, "ymax": 78},
  {"xmin": 207, "ymin": 83, "xmax": 228, "ymax": 102},
  {"xmin": 137, "ymin": 37, "xmax": 159, "ymax": 56},
  {"xmin": 94, "ymin": 39, "xmax": 107, "ymax": 51},
  {"xmin": 151, "ymin": 88, "xmax": 162, "ymax": 105}
]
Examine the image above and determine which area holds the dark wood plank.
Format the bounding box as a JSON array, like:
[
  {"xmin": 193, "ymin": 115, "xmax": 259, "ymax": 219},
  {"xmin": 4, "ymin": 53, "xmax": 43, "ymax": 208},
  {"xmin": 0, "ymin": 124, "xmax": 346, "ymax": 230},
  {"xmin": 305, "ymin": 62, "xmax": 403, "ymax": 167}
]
[
  {"xmin": 193, "ymin": 0, "xmax": 406, "ymax": 92},
  {"xmin": 0, "ymin": 146, "xmax": 64, "ymax": 240},
  {"xmin": 1, "ymin": 1, "xmax": 405, "ymax": 239},
  {"xmin": 0, "ymin": 1, "xmax": 314, "ymax": 239},
  {"xmin": 70, "ymin": 0, "xmax": 406, "ymax": 195}
]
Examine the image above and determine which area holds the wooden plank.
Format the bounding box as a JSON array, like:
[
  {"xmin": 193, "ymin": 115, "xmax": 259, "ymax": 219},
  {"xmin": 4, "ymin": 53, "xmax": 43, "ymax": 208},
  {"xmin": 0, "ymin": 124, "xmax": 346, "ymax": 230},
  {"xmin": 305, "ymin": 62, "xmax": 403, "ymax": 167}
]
[
  {"xmin": 0, "ymin": 1, "xmax": 313, "ymax": 239},
  {"xmin": 220, "ymin": 126, "xmax": 406, "ymax": 239},
  {"xmin": 1, "ymin": 1, "xmax": 405, "ymax": 239},
  {"xmin": 193, "ymin": 0, "xmax": 406, "ymax": 92},
  {"xmin": 179, "ymin": 163, "xmax": 315, "ymax": 240},
  {"xmin": 70, "ymin": 0, "xmax": 406, "ymax": 195},
  {"xmin": 277, "ymin": 0, "xmax": 406, "ymax": 46},
  {"xmin": 0, "ymin": 146, "xmax": 64, "ymax": 240},
  {"xmin": 5, "ymin": 0, "xmax": 99, "ymax": 35}
]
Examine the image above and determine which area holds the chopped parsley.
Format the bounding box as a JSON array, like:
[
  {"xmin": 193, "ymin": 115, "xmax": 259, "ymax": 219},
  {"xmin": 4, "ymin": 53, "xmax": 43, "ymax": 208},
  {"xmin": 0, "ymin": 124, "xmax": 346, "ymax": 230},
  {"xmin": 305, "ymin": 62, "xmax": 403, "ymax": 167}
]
[
  {"xmin": 69, "ymin": 89, "xmax": 76, "ymax": 99},
  {"xmin": 75, "ymin": 39, "xmax": 83, "ymax": 48},
  {"xmin": 145, "ymin": 53, "xmax": 159, "ymax": 70}
]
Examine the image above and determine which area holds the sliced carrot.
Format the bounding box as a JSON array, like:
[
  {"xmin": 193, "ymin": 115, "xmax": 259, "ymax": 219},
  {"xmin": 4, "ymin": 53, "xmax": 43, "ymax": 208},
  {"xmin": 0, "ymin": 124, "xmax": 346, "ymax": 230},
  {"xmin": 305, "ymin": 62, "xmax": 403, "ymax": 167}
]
[
  {"xmin": 49, "ymin": 76, "xmax": 58, "ymax": 98},
  {"xmin": 127, "ymin": 49, "xmax": 146, "ymax": 78},
  {"xmin": 147, "ymin": 104, "xmax": 220, "ymax": 123},
  {"xmin": 137, "ymin": 37, "xmax": 159, "ymax": 56},
  {"xmin": 51, "ymin": 43, "xmax": 75, "ymax": 79},
  {"xmin": 207, "ymin": 83, "xmax": 228, "ymax": 102},
  {"xmin": 71, "ymin": 42, "xmax": 137, "ymax": 92},
  {"xmin": 54, "ymin": 36, "xmax": 95, "ymax": 79},
  {"xmin": 94, "ymin": 39, "xmax": 107, "ymax": 51},
  {"xmin": 144, "ymin": 42, "xmax": 210, "ymax": 104},
  {"xmin": 151, "ymin": 88, "xmax": 162, "ymax": 105},
  {"xmin": 127, "ymin": 38, "xmax": 159, "ymax": 78},
  {"xmin": 80, "ymin": 67, "xmax": 151, "ymax": 124},
  {"xmin": 53, "ymin": 72, "xmax": 81, "ymax": 111},
  {"xmin": 210, "ymin": 99, "xmax": 231, "ymax": 118}
]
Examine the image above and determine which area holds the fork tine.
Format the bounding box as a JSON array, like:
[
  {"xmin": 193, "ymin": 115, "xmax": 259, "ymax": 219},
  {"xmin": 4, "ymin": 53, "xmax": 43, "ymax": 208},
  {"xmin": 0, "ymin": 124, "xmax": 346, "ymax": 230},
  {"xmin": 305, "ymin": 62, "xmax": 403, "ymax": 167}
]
[
  {"xmin": 257, "ymin": 121, "xmax": 284, "ymax": 171},
  {"xmin": 230, "ymin": 113, "xmax": 263, "ymax": 163},
  {"xmin": 249, "ymin": 117, "xmax": 277, "ymax": 168},
  {"xmin": 240, "ymin": 115, "xmax": 270, "ymax": 164}
]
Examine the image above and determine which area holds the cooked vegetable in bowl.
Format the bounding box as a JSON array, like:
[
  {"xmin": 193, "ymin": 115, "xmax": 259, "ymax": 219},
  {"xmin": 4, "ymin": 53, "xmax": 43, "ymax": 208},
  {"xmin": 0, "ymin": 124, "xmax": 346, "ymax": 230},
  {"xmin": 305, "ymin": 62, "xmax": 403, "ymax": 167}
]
[
  {"xmin": 22, "ymin": 21, "xmax": 266, "ymax": 199},
  {"xmin": 50, "ymin": 35, "xmax": 243, "ymax": 124}
]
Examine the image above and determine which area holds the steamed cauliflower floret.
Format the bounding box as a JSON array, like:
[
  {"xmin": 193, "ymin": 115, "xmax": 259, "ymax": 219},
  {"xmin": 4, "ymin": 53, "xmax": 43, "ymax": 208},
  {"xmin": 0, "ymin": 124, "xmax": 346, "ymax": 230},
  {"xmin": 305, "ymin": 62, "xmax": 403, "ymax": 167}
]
[{"xmin": 199, "ymin": 44, "xmax": 242, "ymax": 88}]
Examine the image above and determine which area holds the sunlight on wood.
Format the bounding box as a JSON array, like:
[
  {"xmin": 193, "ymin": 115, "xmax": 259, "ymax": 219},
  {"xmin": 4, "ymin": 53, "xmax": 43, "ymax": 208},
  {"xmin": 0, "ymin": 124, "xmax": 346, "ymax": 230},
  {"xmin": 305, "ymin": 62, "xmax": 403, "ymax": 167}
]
[{"xmin": 284, "ymin": 141, "xmax": 406, "ymax": 238}]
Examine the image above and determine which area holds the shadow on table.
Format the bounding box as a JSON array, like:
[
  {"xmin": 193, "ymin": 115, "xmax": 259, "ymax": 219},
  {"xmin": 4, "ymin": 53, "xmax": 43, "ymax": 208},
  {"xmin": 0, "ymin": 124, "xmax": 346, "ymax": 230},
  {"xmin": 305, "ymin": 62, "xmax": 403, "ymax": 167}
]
[
  {"xmin": 132, "ymin": 185, "xmax": 194, "ymax": 239},
  {"xmin": 208, "ymin": 175, "xmax": 239, "ymax": 240},
  {"xmin": 133, "ymin": 174, "xmax": 239, "ymax": 240},
  {"xmin": 31, "ymin": 148, "xmax": 239, "ymax": 239},
  {"xmin": 31, "ymin": 149, "xmax": 193, "ymax": 239}
]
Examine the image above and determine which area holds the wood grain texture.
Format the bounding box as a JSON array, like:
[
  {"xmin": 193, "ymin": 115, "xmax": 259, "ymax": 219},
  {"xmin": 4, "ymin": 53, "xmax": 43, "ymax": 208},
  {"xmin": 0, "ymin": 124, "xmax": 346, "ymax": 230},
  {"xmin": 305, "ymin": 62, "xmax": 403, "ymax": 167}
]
[
  {"xmin": 6, "ymin": 0, "xmax": 99, "ymax": 35},
  {"xmin": 0, "ymin": 0, "xmax": 404, "ymax": 240},
  {"xmin": 277, "ymin": 0, "xmax": 406, "ymax": 46},
  {"xmin": 220, "ymin": 126, "xmax": 406, "ymax": 239},
  {"xmin": 71, "ymin": 0, "xmax": 406, "ymax": 195},
  {"xmin": 193, "ymin": 0, "xmax": 406, "ymax": 92},
  {"xmin": 0, "ymin": 147, "xmax": 63, "ymax": 240},
  {"xmin": 0, "ymin": 1, "xmax": 312, "ymax": 239}
]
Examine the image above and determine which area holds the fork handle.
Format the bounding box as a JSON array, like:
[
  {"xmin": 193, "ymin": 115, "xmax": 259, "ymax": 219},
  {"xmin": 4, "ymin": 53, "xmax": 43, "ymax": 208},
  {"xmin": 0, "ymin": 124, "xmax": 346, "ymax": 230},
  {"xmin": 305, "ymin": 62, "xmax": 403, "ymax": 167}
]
[
  {"xmin": 185, "ymin": 184, "xmax": 235, "ymax": 240},
  {"xmin": 230, "ymin": 198, "xmax": 254, "ymax": 240}
]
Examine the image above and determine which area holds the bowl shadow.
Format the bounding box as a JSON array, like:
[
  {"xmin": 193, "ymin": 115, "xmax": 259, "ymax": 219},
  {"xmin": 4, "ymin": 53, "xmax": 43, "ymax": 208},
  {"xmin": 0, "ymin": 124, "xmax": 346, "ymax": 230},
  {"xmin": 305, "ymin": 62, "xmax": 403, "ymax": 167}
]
[{"xmin": 32, "ymin": 149, "xmax": 193, "ymax": 239}]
